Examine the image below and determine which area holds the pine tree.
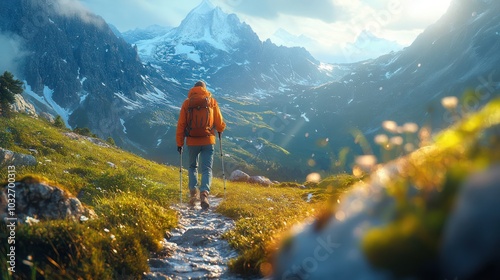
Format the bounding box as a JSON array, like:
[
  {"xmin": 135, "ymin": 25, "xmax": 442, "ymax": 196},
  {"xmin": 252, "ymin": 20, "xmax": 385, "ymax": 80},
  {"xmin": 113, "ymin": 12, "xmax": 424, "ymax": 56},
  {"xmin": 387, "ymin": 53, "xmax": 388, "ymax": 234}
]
[{"xmin": 0, "ymin": 71, "xmax": 23, "ymax": 117}]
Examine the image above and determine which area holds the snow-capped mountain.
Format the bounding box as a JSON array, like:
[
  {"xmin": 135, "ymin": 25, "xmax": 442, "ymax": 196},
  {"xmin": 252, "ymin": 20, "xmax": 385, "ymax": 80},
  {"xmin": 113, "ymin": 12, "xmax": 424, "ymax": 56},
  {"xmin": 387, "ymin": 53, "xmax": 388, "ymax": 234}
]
[
  {"xmin": 168, "ymin": 0, "xmax": 241, "ymax": 51},
  {"xmin": 343, "ymin": 30, "xmax": 403, "ymax": 62},
  {"xmin": 0, "ymin": 0, "xmax": 336, "ymax": 177},
  {"xmin": 269, "ymin": 28, "xmax": 316, "ymax": 49},
  {"xmin": 133, "ymin": 0, "xmax": 334, "ymax": 95},
  {"xmin": 121, "ymin": 25, "xmax": 173, "ymax": 44},
  {"xmin": 270, "ymin": 28, "xmax": 403, "ymax": 64},
  {"xmin": 1, "ymin": 0, "xmax": 498, "ymax": 180}
]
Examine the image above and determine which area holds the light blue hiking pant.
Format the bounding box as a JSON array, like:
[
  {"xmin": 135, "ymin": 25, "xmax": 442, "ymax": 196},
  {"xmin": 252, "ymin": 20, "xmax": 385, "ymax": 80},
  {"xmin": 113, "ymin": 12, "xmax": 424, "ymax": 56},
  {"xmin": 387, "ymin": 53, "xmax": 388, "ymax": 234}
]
[{"xmin": 188, "ymin": 144, "xmax": 214, "ymax": 193}]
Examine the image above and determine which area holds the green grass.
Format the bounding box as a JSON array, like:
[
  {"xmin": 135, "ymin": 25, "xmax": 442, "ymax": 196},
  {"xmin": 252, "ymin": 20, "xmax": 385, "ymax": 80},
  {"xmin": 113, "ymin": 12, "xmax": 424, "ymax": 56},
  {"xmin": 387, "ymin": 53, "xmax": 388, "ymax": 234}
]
[
  {"xmin": 0, "ymin": 114, "xmax": 180, "ymax": 279},
  {"xmin": 216, "ymin": 174, "xmax": 361, "ymax": 276},
  {"xmin": 361, "ymin": 98, "xmax": 500, "ymax": 278}
]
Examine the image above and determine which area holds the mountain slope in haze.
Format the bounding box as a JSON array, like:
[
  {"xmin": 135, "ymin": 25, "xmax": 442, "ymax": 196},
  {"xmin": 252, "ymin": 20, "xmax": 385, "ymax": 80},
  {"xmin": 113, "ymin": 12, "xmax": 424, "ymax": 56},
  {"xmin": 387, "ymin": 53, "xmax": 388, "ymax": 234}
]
[
  {"xmin": 260, "ymin": 0, "xmax": 500, "ymax": 173},
  {"xmin": 0, "ymin": 0, "xmax": 183, "ymax": 151},
  {"xmin": 1, "ymin": 0, "xmax": 340, "ymax": 180},
  {"xmin": 271, "ymin": 28, "xmax": 403, "ymax": 63}
]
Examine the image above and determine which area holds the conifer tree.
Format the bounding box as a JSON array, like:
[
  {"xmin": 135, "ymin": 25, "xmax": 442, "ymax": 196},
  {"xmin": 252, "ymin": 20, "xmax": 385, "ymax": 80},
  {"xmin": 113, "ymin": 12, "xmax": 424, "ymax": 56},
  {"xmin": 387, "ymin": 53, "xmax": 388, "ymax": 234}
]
[{"xmin": 0, "ymin": 71, "xmax": 23, "ymax": 117}]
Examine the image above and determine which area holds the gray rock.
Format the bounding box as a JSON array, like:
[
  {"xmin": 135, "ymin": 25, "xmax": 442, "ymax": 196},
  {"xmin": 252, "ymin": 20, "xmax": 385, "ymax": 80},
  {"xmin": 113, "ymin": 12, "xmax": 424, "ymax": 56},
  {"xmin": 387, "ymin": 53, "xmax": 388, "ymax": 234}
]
[
  {"xmin": 39, "ymin": 112, "xmax": 55, "ymax": 123},
  {"xmin": 63, "ymin": 132, "xmax": 111, "ymax": 148},
  {"xmin": 0, "ymin": 178, "xmax": 94, "ymax": 223},
  {"xmin": 440, "ymin": 165, "xmax": 500, "ymax": 279},
  {"xmin": 228, "ymin": 170, "xmax": 250, "ymax": 182},
  {"xmin": 0, "ymin": 148, "xmax": 37, "ymax": 167},
  {"xmin": 249, "ymin": 175, "xmax": 273, "ymax": 186},
  {"xmin": 11, "ymin": 94, "xmax": 37, "ymax": 116}
]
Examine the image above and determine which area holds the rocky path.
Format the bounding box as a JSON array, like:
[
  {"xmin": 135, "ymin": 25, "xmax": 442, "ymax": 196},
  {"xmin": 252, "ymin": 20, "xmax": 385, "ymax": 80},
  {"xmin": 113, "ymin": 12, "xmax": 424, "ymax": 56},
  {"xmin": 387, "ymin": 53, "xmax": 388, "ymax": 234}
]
[{"xmin": 145, "ymin": 197, "xmax": 252, "ymax": 280}]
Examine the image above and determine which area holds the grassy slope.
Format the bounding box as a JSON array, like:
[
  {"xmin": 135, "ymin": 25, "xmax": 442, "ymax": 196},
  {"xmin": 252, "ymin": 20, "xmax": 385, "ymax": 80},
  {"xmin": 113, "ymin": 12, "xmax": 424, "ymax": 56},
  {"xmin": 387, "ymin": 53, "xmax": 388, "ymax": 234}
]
[
  {"xmin": 1, "ymin": 97, "xmax": 497, "ymax": 279},
  {"xmin": 0, "ymin": 114, "xmax": 346, "ymax": 279},
  {"xmin": 0, "ymin": 114, "xmax": 183, "ymax": 279}
]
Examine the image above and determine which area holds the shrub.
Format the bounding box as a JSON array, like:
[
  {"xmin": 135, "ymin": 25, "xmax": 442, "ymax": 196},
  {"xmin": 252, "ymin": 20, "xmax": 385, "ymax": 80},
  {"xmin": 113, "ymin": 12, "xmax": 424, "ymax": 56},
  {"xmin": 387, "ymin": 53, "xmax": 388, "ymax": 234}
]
[
  {"xmin": 53, "ymin": 116, "xmax": 66, "ymax": 128},
  {"xmin": 73, "ymin": 127, "xmax": 96, "ymax": 138}
]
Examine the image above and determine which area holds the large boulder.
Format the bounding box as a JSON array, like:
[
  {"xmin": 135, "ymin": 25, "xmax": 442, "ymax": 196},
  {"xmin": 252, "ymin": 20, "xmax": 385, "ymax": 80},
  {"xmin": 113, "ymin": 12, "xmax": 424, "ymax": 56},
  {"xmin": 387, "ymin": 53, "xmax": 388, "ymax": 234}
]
[
  {"xmin": 0, "ymin": 148, "xmax": 37, "ymax": 167},
  {"xmin": 249, "ymin": 176, "xmax": 273, "ymax": 186},
  {"xmin": 0, "ymin": 176, "xmax": 95, "ymax": 223},
  {"xmin": 11, "ymin": 94, "xmax": 37, "ymax": 116},
  {"xmin": 229, "ymin": 170, "xmax": 250, "ymax": 182}
]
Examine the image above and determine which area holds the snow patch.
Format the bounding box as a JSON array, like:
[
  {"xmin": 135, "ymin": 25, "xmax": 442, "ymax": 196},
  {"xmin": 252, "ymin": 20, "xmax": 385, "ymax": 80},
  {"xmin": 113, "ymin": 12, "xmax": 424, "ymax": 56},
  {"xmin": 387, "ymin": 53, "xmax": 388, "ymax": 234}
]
[
  {"xmin": 120, "ymin": 118, "xmax": 127, "ymax": 134},
  {"xmin": 137, "ymin": 87, "xmax": 171, "ymax": 104},
  {"xmin": 319, "ymin": 62, "xmax": 334, "ymax": 72},
  {"xmin": 25, "ymin": 83, "xmax": 72, "ymax": 128},
  {"xmin": 385, "ymin": 67, "xmax": 402, "ymax": 79},
  {"xmin": 79, "ymin": 92, "xmax": 89, "ymax": 104},
  {"xmin": 301, "ymin": 113, "xmax": 310, "ymax": 122},
  {"xmin": 114, "ymin": 92, "xmax": 143, "ymax": 110},
  {"xmin": 175, "ymin": 44, "xmax": 201, "ymax": 63},
  {"xmin": 43, "ymin": 86, "xmax": 71, "ymax": 128},
  {"xmin": 79, "ymin": 77, "xmax": 87, "ymax": 85},
  {"xmin": 169, "ymin": 105, "xmax": 182, "ymax": 111},
  {"xmin": 23, "ymin": 82, "xmax": 50, "ymax": 108}
]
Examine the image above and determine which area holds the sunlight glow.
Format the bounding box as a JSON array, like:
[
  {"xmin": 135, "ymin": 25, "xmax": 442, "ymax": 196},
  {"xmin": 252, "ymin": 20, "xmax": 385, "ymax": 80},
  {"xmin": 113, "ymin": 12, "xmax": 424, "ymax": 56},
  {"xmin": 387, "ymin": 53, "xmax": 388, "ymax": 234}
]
[
  {"xmin": 306, "ymin": 173, "xmax": 321, "ymax": 183},
  {"xmin": 408, "ymin": 0, "xmax": 451, "ymax": 18}
]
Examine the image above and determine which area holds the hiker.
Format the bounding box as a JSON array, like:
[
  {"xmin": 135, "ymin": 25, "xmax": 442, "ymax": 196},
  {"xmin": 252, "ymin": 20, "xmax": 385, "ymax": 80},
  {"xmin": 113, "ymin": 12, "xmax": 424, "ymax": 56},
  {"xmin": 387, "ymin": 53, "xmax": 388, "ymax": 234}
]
[{"xmin": 176, "ymin": 81, "xmax": 226, "ymax": 209}]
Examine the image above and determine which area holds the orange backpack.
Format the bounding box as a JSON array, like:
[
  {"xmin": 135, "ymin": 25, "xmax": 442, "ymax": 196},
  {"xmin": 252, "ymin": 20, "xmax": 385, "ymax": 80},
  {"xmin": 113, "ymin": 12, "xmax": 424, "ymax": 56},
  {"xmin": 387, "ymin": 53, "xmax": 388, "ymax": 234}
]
[{"xmin": 185, "ymin": 96, "xmax": 215, "ymax": 137}]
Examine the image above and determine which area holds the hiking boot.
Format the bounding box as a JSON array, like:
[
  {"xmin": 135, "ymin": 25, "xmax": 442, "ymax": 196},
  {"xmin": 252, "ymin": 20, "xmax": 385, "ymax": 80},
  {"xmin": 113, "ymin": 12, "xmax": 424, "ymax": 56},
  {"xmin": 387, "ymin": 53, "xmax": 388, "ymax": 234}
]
[
  {"xmin": 200, "ymin": 191, "xmax": 209, "ymax": 210},
  {"xmin": 189, "ymin": 189, "xmax": 198, "ymax": 207}
]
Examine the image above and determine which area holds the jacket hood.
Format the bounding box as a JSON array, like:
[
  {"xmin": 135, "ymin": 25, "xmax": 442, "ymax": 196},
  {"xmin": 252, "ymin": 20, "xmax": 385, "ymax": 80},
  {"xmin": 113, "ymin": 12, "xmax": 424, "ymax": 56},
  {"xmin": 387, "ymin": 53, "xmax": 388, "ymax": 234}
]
[{"xmin": 188, "ymin": 86, "xmax": 212, "ymax": 98}]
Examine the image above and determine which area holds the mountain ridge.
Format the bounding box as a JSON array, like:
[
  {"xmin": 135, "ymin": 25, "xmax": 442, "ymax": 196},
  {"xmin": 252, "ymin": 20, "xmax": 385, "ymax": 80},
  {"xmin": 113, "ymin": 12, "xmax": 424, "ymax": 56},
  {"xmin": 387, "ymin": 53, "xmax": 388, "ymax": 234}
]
[{"xmin": 1, "ymin": 0, "xmax": 498, "ymax": 180}]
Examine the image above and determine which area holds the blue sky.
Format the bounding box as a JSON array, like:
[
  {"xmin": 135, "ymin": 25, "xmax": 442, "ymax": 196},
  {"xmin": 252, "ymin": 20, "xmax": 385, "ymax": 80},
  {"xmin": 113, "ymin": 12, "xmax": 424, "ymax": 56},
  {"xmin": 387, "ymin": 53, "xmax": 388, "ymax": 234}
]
[{"xmin": 79, "ymin": 0, "xmax": 452, "ymax": 62}]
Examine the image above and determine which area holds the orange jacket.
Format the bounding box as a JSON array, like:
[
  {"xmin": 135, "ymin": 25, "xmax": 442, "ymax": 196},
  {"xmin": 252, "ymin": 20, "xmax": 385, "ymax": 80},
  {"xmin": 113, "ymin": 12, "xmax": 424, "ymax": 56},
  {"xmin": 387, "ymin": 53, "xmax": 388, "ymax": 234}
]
[{"xmin": 176, "ymin": 86, "xmax": 226, "ymax": 147}]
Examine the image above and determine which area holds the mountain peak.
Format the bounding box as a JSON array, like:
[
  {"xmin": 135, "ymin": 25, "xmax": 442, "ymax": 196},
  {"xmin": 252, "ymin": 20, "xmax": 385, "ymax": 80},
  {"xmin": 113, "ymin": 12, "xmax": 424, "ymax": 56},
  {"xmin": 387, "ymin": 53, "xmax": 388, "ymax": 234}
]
[
  {"xmin": 165, "ymin": 0, "xmax": 250, "ymax": 52},
  {"xmin": 192, "ymin": 0, "xmax": 216, "ymax": 15}
]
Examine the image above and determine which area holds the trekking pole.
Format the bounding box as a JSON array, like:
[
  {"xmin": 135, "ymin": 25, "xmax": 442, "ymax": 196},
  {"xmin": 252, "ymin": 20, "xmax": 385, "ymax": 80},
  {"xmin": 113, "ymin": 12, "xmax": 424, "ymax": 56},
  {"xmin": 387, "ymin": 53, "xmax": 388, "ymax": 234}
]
[
  {"xmin": 179, "ymin": 147, "xmax": 183, "ymax": 204},
  {"xmin": 218, "ymin": 132, "xmax": 226, "ymax": 199}
]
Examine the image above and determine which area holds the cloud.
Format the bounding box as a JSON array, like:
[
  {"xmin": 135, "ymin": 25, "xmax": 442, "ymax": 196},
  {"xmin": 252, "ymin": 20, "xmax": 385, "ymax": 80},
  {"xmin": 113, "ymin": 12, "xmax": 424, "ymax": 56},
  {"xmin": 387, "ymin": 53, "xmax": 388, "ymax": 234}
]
[
  {"xmin": 46, "ymin": 0, "xmax": 106, "ymax": 27},
  {"xmin": 218, "ymin": 0, "xmax": 346, "ymax": 23},
  {"xmin": 0, "ymin": 33, "xmax": 28, "ymax": 77}
]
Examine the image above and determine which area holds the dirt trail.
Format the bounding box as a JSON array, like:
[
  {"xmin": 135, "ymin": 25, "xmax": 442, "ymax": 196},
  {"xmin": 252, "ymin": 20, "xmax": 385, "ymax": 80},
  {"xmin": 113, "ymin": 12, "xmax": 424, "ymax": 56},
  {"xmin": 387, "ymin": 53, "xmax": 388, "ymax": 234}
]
[{"xmin": 145, "ymin": 197, "xmax": 255, "ymax": 279}]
